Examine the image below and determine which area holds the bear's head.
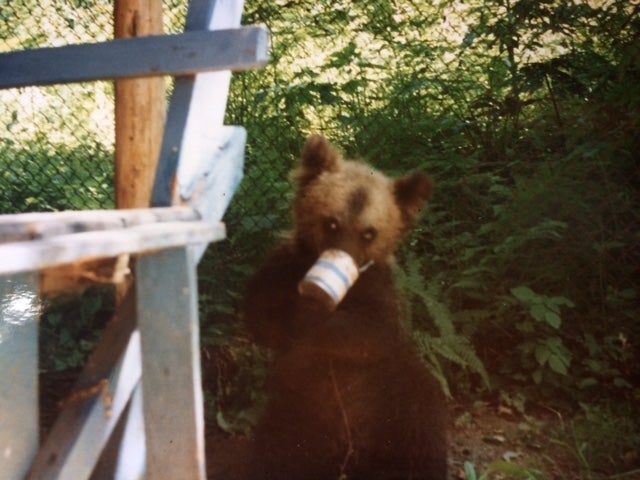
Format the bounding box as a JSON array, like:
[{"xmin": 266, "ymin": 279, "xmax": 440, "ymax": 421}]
[{"xmin": 292, "ymin": 134, "xmax": 434, "ymax": 268}]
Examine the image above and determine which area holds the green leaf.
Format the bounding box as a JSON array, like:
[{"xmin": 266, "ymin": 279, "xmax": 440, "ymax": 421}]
[
  {"xmin": 544, "ymin": 310, "xmax": 562, "ymax": 329},
  {"xmin": 550, "ymin": 295, "xmax": 575, "ymax": 308},
  {"xmin": 534, "ymin": 344, "xmax": 550, "ymax": 365},
  {"xmin": 451, "ymin": 278, "xmax": 485, "ymax": 290},
  {"xmin": 326, "ymin": 42, "xmax": 357, "ymax": 69},
  {"xmin": 464, "ymin": 461, "xmax": 477, "ymax": 480},
  {"xmin": 511, "ymin": 285, "xmax": 536, "ymax": 302},
  {"xmin": 578, "ymin": 377, "xmax": 598, "ymax": 388},
  {"xmin": 483, "ymin": 460, "xmax": 545, "ymax": 479},
  {"xmin": 461, "ymin": 32, "xmax": 476, "ymax": 49},
  {"xmin": 545, "ymin": 301, "xmax": 561, "ymax": 314},
  {"xmin": 532, "ymin": 368, "xmax": 543, "ymax": 384},
  {"xmin": 584, "ymin": 358, "xmax": 603, "ymax": 373},
  {"xmin": 216, "ymin": 411, "xmax": 234, "ymax": 433},
  {"xmin": 549, "ymin": 354, "xmax": 568, "ymax": 375},
  {"xmin": 613, "ymin": 377, "xmax": 632, "ymax": 389},
  {"xmin": 530, "ymin": 304, "xmax": 547, "ymax": 322}
]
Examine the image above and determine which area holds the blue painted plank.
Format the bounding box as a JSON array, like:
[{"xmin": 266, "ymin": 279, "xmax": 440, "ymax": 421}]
[
  {"xmin": 184, "ymin": 0, "xmax": 219, "ymax": 29},
  {"xmin": 0, "ymin": 221, "xmax": 224, "ymax": 275},
  {"xmin": 0, "ymin": 27, "xmax": 269, "ymax": 89},
  {"xmin": 150, "ymin": 76, "xmax": 198, "ymax": 207},
  {"xmin": 136, "ymin": 247, "xmax": 206, "ymax": 479},
  {"xmin": 178, "ymin": 126, "xmax": 246, "ymax": 261},
  {"xmin": 153, "ymin": 125, "xmax": 245, "ymax": 223},
  {"xmin": 26, "ymin": 288, "xmax": 139, "ymax": 480},
  {"xmin": 151, "ymin": 0, "xmax": 249, "ymax": 208},
  {"xmin": 114, "ymin": 384, "xmax": 146, "ymax": 480},
  {"xmin": 0, "ymin": 272, "xmax": 39, "ymax": 479},
  {"xmin": 0, "ymin": 206, "xmax": 200, "ymax": 243}
]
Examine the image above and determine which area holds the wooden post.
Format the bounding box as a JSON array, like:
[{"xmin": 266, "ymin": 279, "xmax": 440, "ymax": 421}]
[
  {"xmin": 137, "ymin": 247, "xmax": 206, "ymax": 479},
  {"xmin": 114, "ymin": 0, "xmax": 166, "ymax": 209},
  {"xmin": 0, "ymin": 273, "xmax": 39, "ymax": 479}
]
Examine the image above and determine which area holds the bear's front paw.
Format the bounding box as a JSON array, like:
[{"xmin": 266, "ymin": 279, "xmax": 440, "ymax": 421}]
[{"xmin": 298, "ymin": 287, "xmax": 336, "ymax": 314}]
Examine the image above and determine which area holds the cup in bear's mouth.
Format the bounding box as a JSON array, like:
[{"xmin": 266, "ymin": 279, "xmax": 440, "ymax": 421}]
[{"xmin": 298, "ymin": 249, "xmax": 359, "ymax": 308}]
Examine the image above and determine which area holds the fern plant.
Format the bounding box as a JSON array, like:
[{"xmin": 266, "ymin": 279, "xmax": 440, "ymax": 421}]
[{"xmin": 396, "ymin": 251, "xmax": 490, "ymax": 397}]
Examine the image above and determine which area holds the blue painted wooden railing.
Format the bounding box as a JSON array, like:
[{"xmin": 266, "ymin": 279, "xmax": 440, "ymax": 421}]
[{"xmin": 0, "ymin": 0, "xmax": 268, "ymax": 478}]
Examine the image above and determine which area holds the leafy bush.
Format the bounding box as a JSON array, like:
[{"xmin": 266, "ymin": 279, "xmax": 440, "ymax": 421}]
[
  {"xmin": 551, "ymin": 402, "xmax": 640, "ymax": 477},
  {"xmin": 201, "ymin": 0, "xmax": 640, "ymax": 414},
  {"xmin": 39, "ymin": 287, "xmax": 114, "ymax": 372},
  {"xmin": 0, "ymin": 136, "xmax": 114, "ymax": 213}
]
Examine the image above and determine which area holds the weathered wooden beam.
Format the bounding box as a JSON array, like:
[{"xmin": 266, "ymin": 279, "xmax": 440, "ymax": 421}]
[
  {"xmin": 151, "ymin": 0, "xmax": 248, "ymax": 208},
  {"xmin": 0, "ymin": 26, "xmax": 269, "ymax": 89},
  {"xmin": 137, "ymin": 247, "xmax": 206, "ymax": 479},
  {"xmin": 0, "ymin": 221, "xmax": 224, "ymax": 275},
  {"xmin": 113, "ymin": 384, "xmax": 146, "ymax": 479},
  {"xmin": 168, "ymin": 125, "xmax": 245, "ymax": 229},
  {"xmin": 0, "ymin": 206, "xmax": 201, "ymax": 243},
  {"xmin": 26, "ymin": 287, "xmax": 140, "ymax": 480},
  {"xmin": 114, "ymin": 0, "xmax": 167, "ymax": 209},
  {"xmin": 0, "ymin": 272, "xmax": 39, "ymax": 479}
]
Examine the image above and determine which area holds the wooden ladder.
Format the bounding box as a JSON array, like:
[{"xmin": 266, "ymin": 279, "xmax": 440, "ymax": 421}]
[{"xmin": 0, "ymin": 0, "xmax": 268, "ymax": 478}]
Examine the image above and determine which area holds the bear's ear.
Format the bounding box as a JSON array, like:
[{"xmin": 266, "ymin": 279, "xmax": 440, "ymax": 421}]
[
  {"xmin": 296, "ymin": 134, "xmax": 341, "ymax": 187},
  {"xmin": 393, "ymin": 172, "xmax": 434, "ymax": 228}
]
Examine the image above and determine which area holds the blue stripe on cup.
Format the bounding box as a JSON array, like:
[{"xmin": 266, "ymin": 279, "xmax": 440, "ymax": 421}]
[
  {"xmin": 304, "ymin": 274, "xmax": 339, "ymax": 302},
  {"xmin": 315, "ymin": 260, "xmax": 353, "ymax": 290}
]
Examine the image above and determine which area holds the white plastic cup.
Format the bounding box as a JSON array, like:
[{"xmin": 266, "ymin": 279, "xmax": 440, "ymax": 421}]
[{"xmin": 298, "ymin": 249, "xmax": 359, "ymax": 309}]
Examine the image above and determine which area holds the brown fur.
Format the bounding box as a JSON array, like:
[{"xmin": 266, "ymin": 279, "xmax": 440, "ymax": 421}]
[{"xmin": 241, "ymin": 135, "xmax": 447, "ymax": 479}]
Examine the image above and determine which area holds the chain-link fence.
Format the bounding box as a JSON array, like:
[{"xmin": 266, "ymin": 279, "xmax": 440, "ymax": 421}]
[
  {"xmin": 0, "ymin": 0, "xmax": 188, "ymax": 213},
  {"xmin": 1, "ymin": 1, "xmax": 112, "ymax": 212},
  {"xmin": 1, "ymin": 1, "xmax": 638, "ymax": 401}
]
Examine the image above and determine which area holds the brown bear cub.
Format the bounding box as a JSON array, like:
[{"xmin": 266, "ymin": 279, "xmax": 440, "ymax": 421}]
[{"xmin": 242, "ymin": 135, "xmax": 447, "ymax": 480}]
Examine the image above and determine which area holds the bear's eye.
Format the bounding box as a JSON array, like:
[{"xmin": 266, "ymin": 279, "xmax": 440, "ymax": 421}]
[
  {"xmin": 324, "ymin": 217, "xmax": 340, "ymax": 233},
  {"xmin": 362, "ymin": 227, "xmax": 378, "ymax": 243}
]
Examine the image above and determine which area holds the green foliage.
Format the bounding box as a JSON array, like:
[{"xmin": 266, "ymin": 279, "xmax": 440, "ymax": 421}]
[
  {"xmin": 198, "ymin": 242, "xmax": 272, "ymax": 434},
  {"xmin": 509, "ymin": 286, "xmax": 574, "ymax": 379},
  {"xmin": 194, "ymin": 0, "xmax": 640, "ymax": 417},
  {"xmin": 39, "ymin": 287, "xmax": 114, "ymax": 372},
  {"xmin": 202, "ymin": 338, "xmax": 270, "ymax": 435},
  {"xmin": 396, "ymin": 253, "xmax": 490, "ymax": 397},
  {"xmin": 0, "ymin": 137, "xmax": 114, "ymax": 212},
  {"xmin": 551, "ymin": 402, "xmax": 640, "ymax": 478},
  {"xmin": 510, "ymin": 286, "xmax": 574, "ymax": 331},
  {"xmin": 464, "ymin": 460, "xmax": 547, "ymax": 480}
]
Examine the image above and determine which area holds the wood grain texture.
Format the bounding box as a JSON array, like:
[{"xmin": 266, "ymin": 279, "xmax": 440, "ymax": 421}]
[
  {"xmin": 0, "ymin": 206, "xmax": 200, "ymax": 242},
  {"xmin": 151, "ymin": 0, "xmax": 250, "ymax": 207},
  {"xmin": 26, "ymin": 288, "xmax": 139, "ymax": 480},
  {"xmin": 0, "ymin": 27, "xmax": 269, "ymax": 89},
  {"xmin": 137, "ymin": 247, "xmax": 206, "ymax": 479},
  {"xmin": 114, "ymin": 0, "xmax": 166, "ymax": 209},
  {"xmin": 0, "ymin": 220, "xmax": 224, "ymax": 274}
]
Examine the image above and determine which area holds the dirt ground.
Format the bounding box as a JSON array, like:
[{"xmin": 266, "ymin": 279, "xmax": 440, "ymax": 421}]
[
  {"xmin": 445, "ymin": 402, "xmax": 579, "ymax": 480},
  {"xmin": 40, "ymin": 372, "xmax": 638, "ymax": 480},
  {"xmin": 203, "ymin": 403, "xmax": 583, "ymax": 480}
]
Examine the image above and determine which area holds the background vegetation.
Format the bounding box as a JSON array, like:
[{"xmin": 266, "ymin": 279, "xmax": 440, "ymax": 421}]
[{"xmin": 1, "ymin": 1, "xmax": 638, "ymax": 477}]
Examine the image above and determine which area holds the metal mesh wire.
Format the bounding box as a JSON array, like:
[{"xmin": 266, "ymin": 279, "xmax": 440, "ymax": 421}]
[
  {"xmin": 0, "ymin": 0, "xmax": 189, "ymax": 213},
  {"xmin": 0, "ymin": 1, "xmax": 115, "ymax": 212}
]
